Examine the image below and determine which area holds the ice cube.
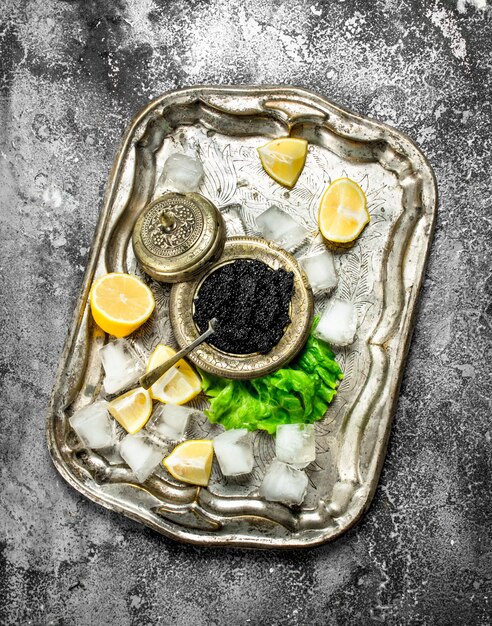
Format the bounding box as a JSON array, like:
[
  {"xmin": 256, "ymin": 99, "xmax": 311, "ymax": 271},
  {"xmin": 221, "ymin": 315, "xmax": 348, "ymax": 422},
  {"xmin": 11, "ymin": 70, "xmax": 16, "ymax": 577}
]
[
  {"xmin": 146, "ymin": 403, "xmax": 198, "ymax": 441},
  {"xmin": 314, "ymin": 298, "xmax": 358, "ymax": 346},
  {"xmin": 256, "ymin": 206, "xmax": 309, "ymax": 252},
  {"xmin": 119, "ymin": 433, "xmax": 164, "ymax": 483},
  {"xmin": 299, "ymin": 250, "xmax": 338, "ymax": 294},
  {"xmin": 275, "ymin": 423, "xmax": 316, "ymax": 468},
  {"xmin": 69, "ymin": 401, "xmax": 115, "ymax": 449},
  {"xmin": 213, "ymin": 429, "xmax": 254, "ymax": 476},
  {"xmin": 160, "ymin": 153, "xmax": 204, "ymax": 192},
  {"xmin": 99, "ymin": 339, "xmax": 144, "ymax": 395},
  {"xmin": 259, "ymin": 460, "xmax": 308, "ymax": 506},
  {"xmin": 221, "ymin": 204, "xmax": 246, "ymax": 236}
]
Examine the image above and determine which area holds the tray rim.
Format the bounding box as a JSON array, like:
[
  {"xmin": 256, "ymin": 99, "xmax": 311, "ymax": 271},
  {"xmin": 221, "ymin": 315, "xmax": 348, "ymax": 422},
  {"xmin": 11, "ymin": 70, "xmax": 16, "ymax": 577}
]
[{"xmin": 46, "ymin": 84, "xmax": 438, "ymax": 549}]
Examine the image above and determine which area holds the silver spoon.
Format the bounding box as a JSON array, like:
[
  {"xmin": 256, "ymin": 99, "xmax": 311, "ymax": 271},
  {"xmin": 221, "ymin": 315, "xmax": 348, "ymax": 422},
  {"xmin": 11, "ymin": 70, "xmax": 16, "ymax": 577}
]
[{"xmin": 139, "ymin": 318, "xmax": 217, "ymax": 390}]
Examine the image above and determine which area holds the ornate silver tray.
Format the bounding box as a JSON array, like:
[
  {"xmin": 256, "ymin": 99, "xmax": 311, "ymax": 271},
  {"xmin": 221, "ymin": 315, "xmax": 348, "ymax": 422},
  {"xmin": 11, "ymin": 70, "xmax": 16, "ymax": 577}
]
[{"xmin": 46, "ymin": 86, "xmax": 437, "ymax": 549}]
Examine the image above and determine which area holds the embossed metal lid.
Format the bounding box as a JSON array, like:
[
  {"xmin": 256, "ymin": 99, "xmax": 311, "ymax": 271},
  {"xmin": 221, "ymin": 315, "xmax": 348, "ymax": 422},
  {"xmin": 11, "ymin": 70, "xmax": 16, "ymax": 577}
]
[{"xmin": 132, "ymin": 192, "xmax": 225, "ymax": 283}]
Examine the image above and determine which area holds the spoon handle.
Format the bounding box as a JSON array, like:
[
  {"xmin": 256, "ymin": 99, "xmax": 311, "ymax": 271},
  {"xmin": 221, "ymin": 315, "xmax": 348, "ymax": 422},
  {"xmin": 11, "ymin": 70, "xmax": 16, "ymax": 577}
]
[{"xmin": 139, "ymin": 319, "xmax": 217, "ymax": 390}]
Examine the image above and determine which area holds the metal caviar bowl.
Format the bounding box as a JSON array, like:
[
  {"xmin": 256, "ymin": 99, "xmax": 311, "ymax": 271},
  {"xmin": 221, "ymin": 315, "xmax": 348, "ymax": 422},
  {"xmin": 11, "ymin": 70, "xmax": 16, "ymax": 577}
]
[{"xmin": 170, "ymin": 236, "xmax": 314, "ymax": 380}]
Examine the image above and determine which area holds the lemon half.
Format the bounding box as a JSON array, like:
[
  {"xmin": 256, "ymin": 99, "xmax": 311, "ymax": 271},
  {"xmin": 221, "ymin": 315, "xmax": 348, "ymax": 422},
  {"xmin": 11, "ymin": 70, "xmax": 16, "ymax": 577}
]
[
  {"xmin": 318, "ymin": 178, "xmax": 370, "ymax": 244},
  {"xmin": 90, "ymin": 272, "xmax": 155, "ymax": 338}
]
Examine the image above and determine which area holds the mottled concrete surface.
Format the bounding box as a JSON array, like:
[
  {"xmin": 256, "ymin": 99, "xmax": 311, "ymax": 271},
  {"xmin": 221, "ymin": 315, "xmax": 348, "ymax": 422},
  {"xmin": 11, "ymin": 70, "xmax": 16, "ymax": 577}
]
[{"xmin": 1, "ymin": 0, "xmax": 491, "ymax": 624}]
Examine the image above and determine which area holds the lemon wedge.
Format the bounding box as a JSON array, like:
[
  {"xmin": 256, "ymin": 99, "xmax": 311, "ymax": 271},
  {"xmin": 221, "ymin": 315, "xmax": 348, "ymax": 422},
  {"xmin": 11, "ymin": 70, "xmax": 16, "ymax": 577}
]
[
  {"xmin": 90, "ymin": 273, "xmax": 155, "ymax": 338},
  {"xmin": 257, "ymin": 137, "xmax": 308, "ymax": 188},
  {"xmin": 146, "ymin": 344, "xmax": 201, "ymax": 404},
  {"xmin": 108, "ymin": 387, "xmax": 152, "ymax": 434},
  {"xmin": 318, "ymin": 178, "xmax": 370, "ymax": 244},
  {"xmin": 163, "ymin": 440, "xmax": 214, "ymax": 486}
]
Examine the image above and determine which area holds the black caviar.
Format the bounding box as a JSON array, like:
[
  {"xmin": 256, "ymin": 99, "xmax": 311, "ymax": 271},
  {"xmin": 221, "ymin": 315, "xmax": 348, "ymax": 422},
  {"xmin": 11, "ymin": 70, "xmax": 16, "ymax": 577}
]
[{"xmin": 193, "ymin": 259, "xmax": 294, "ymax": 355}]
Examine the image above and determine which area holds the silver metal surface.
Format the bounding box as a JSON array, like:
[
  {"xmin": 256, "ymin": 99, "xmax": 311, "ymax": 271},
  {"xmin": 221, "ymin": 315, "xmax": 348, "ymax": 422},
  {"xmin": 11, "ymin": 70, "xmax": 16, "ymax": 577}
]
[{"xmin": 46, "ymin": 86, "xmax": 437, "ymax": 549}]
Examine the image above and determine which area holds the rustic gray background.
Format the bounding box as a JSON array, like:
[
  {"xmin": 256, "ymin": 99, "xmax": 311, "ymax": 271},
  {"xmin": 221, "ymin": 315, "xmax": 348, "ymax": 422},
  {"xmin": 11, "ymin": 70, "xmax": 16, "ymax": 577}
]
[{"xmin": 1, "ymin": 0, "xmax": 491, "ymax": 624}]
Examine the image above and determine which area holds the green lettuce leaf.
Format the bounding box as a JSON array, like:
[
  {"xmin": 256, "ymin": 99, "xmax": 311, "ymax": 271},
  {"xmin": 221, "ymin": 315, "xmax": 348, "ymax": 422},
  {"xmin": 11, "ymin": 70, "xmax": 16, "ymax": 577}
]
[{"xmin": 199, "ymin": 320, "xmax": 343, "ymax": 434}]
